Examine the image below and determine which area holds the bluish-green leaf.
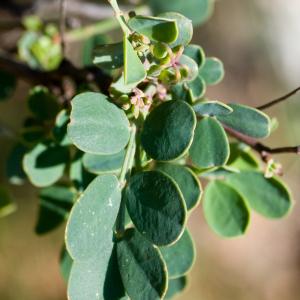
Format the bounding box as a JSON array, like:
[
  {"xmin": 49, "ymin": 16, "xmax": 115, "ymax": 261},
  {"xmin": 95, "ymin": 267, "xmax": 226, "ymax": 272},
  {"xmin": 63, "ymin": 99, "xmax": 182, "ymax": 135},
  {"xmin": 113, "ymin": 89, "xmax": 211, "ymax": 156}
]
[
  {"xmin": 35, "ymin": 185, "xmax": 75, "ymax": 234},
  {"xmin": 128, "ymin": 15, "xmax": 178, "ymax": 43},
  {"xmin": 83, "ymin": 150, "xmax": 125, "ymax": 175},
  {"xmin": 150, "ymin": 0, "xmax": 214, "ymax": 26},
  {"xmin": 53, "ymin": 109, "xmax": 72, "ymax": 146},
  {"xmin": 226, "ymin": 171, "xmax": 292, "ymax": 218},
  {"xmin": 117, "ymin": 228, "xmax": 168, "ymax": 300},
  {"xmin": 156, "ymin": 163, "xmax": 202, "ymax": 210},
  {"xmin": 0, "ymin": 187, "xmax": 17, "ymax": 218},
  {"xmin": 184, "ymin": 44, "xmax": 205, "ymax": 68},
  {"xmin": 217, "ymin": 103, "xmax": 271, "ymax": 138},
  {"xmin": 27, "ymin": 86, "xmax": 60, "ymax": 120},
  {"xmin": 93, "ymin": 42, "xmax": 124, "ymax": 70},
  {"xmin": 66, "ymin": 175, "xmax": 125, "ymax": 300},
  {"xmin": 60, "ymin": 247, "xmax": 73, "ymax": 282},
  {"xmin": 179, "ymin": 54, "xmax": 199, "ymax": 82},
  {"xmin": 125, "ymin": 171, "xmax": 186, "ymax": 246},
  {"xmin": 187, "ymin": 76, "xmax": 206, "ymax": 99},
  {"xmin": 204, "ymin": 181, "xmax": 250, "ymax": 237},
  {"xmin": 0, "ymin": 70, "xmax": 16, "ymax": 101},
  {"xmin": 193, "ymin": 100, "xmax": 233, "ymax": 116},
  {"xmin": 199, "ymin": 57, "xmax": 224, "ymax": 85},
  {"xmin": 165, "ymin": 276, "xmax": 187, "ymax": 299},
  {"xmin": 189, "ymin": 117, "xmax": 230, "ymax": 168},
  {"xmin": 123, "ymin": 37, "xmax": 146, "ymax": 85},
  {"xmin": 68, "ymin": 92, "xmax": 130, "ymax": 154},
  {"xmin": 158, "ymin": 12, "xmax": 193, "ymax": 47},
  {"xmin": 6, "ymin": 143, "xmax": 27, "ymax": 185},
  {"xmin": 160, "ymin": 229, "xmax": 195, "ymax": 278},
  {"xmin": 141, "ymin": 100, "xmax": 196, "ymax": 161},
  {"xmin": 23, "ymin": 142, "xmax": 69, "ymax": 187}
]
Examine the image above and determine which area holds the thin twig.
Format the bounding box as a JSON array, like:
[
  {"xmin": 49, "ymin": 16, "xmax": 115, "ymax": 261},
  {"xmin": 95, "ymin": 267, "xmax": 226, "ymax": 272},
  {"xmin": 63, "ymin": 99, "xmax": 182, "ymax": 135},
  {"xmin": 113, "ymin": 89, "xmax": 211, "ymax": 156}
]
[
  {"xmin": 59, "ymin": 0, "xmax": 67, "ymax": 56},
  {"xmin": 257, "ymin": 86, "xmax": 300, "ymax": 110},
  {"xmin": 224, "ymin": 125, "xmax": 300, "ymax": 162}
]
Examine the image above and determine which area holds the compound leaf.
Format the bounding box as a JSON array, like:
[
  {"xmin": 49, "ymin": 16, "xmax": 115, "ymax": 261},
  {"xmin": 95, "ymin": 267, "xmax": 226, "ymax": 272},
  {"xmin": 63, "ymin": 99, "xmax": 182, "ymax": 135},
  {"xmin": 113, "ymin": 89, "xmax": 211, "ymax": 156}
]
[
  {"xmin": 141, "ymin": 100, "xmax": 196, "ymax": 161},
  {"xmin": 125, "ymin": 171, "xmax": 186, "ymax": 246},
  {"xmin": 204, "ymin": 181, "xmax": 250, "ymax": 237},
  {"xmin": 117, "ymin": 228, "xmax": 168, "ymax": 300},
  {"xmin": 68, "ymin": 92, "xmax": 130, "ymax": 155}
]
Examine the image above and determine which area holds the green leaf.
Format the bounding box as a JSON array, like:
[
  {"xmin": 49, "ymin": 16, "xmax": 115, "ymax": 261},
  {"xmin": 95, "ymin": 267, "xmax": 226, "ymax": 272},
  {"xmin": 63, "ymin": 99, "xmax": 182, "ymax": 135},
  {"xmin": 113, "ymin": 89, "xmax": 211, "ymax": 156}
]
[
  {"xmin": 60, "ymin": 247, "xmax": 73, "ymax": 283},
  {"xmin": 53, "ymin": 109, "xmax": 72, "ymax": 146},
  {"xmin": 217, "ymin": 103, "xmax": 271, "ymax": 138},
  {"xmin": 225, "ymin": 171, "xmax": 293, "ymax": 218},
  {"xmin": 227, "ymin": 143, "xmax": 260, "ymax": 171},
  {"xmin": 193, "ymin": 100, "xmax": 233, "ymax": 116},
  {"xmin": 123, "ymin": 37, "xmax": 146, "ymax": 85},
  {"xmin": 204, "ymin": 181, "xmax": 250, "ymax": 237},
  {"xmin": 179, "ymin": 54, "xmax": 199, "ymax": 82},
  {"xmin": 117, "ymin": 228, "xmax": 168, "ymax": 300},
  {"xmin": 27, "ymin": 86, "xmax": 60, "ymax": 120},
  {"xmin": 21, "ymin": 126, "xmax": 45, "ymax": 145},
  {"xmin": 83, "ymin": 34, "xmax": 108, "ymax": 66},
  {"xmin": 70, "ymin": 151, "xmax": 95, "ymax": 192},
  {"xmin": 160, "ymin": 229, "xmax": 195, "ymax": 279},
  {"xmin": 156, "ymin": 163, "xmax": 202, "ymax": 210},
  {"xmin": 6, "ymin": 143, "xmax": 27, "ymax": 185},
  {"xmin": 158, "ymin": 12, "xmax": 193, "ymax": 47},
  {"xmin": 165, "ymin": 276, "xmax": 187, "ymax": 299},
  {"xmin": 184, "ymin": 44, "xmax": 205, "ymax": 68},
  {"xmin": 0, "ymin": 187, "xmax": 17, "ymax": 218},
  {"xmin": 83, "ymin": 150, "xmax": 125, "ymax": 175},
  {"xmin": 23, "ymin": 142, "xmax": 69, "ymax": 187},
  {"xmin": 68, "ymin": 92, "xmax": 130, "ymax": 154},
  {"xmin": 141, "ymin": 100, "xmax": 196, "ymax": 161},
  {"xmin": 125, "ymin": 171, "xmax": 186, "ymax": 246},
  {"xmin": 199, "ymin": 57, "xmax": 224, "ymax": 85},
  {"xmin": 66, "ymin": 175, "xmax": 125, "ymax": 300},
  {"xmin": 35, "ymin": 185, "xmax": 75, "ymax": 234},
  {"xmin": 187, "ymin": 76, "xmax": 206, "ymax": 99},
  {"xmin": 151, "ymin": 0, "xmax": 214, "ymax": 26},
  {"xmin": 189, "ymin": 117, "xmax": 230, "ymax": 168},
  {"xmin": 128, "ymin": 15, "xmax": 178, "ymax": 43},
  {"xmin": 93, "ymin": 42, "xmax": 124, "ymax": 70},
  {"xmin": 0, "ymin": 71, "xmax": 16, "ymax": 101},
  {"xmin": 170, "ymin": 83, "xmax": 191, "ymax": 103}
]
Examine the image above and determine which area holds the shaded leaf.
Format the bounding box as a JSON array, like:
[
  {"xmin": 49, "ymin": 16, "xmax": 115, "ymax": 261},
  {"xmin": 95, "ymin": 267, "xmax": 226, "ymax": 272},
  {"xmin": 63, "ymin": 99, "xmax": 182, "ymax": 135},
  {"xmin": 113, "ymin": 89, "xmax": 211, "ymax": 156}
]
[
  {"xmin": 125, "ymin": 171, "xmax": 186, "ymax": 246},
  {"xmin": 199, "ymin": 57, "xmax": 224, "ymax": 85},
  {"xmin": 204, "ymin": 181, "xmax": 250, "ymax": 237},
  {"xmin": 184, "ymin": 44, "xmax": 205, "ymax": 68},
  {"xmin": 117, "ymin": 228, "xmax": 168, "ymax": 300},
  {"xmin": 60, "ymin": 246, "xmax": 73, "ymax": 283},
  {"xmin": 53, "ymin": 109, "xmax": 72, "ymax": 146},
  {"xmin": 141, "ymin": 100, "xmax": 196, "ymax": 161},
  {"xmin": 187, "ymin": 76, "xmax": 206, "ymax": 99},
  {"xmin": 0, "ymin": 70, "xmax": 16, "ymax": 101},
  {"xmin": 165, "ymin": 276, "xmax": 187, "ymax": 299}
]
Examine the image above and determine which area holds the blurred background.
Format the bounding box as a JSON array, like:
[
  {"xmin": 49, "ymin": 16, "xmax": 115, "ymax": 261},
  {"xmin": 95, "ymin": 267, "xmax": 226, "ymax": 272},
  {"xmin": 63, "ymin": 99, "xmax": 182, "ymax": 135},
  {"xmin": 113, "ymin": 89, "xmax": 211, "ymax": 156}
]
[{"xmin": 1, "ymin": 0, "xmax": 300, "ymax": 299}]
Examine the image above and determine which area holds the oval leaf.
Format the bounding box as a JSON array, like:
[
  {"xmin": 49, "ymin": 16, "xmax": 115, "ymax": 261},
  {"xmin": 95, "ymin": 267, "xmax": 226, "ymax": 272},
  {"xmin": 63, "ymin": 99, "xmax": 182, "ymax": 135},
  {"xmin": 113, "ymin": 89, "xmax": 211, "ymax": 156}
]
[
  {"xmin": 189, "ymin": 117, "xmax": 230, "ymax": 168},
  {"xmin": 226, "ymin": 171, "xmax": 292, "ymax": 218},
  {"xmin": 125, "ymin": 171, "xmax": 186, "ymax": 246},
  {"xmin": 193, "ymin": 100, "xmax": 233, "ymax": 116},
  {"xmin": 83, "ymin": 150, "xmax": 125, "ymax": 175},
  {"xmin": 23, "ymin": 143, "xmax": 69, "ymax": 187},
  {"xmin": 179, "ymin": 54, "xmax": 199, "ymax": 82},
  {"xmin": 199, "ymin": 57, "xmax": 224, "ymax": 85},
  {"xmin": 217, "ymin": 103, "xmax": 271, "ymax": 138},
  {"xmin": 184, "ymin": 44, "xmax": 205, "ymax": 68},
  {"xmin": 117, "ymin": 228, "xmax": 168, "ymax": 300},
  {"xmin": 156, "ymin": 163, "xmax": 202, "ymax": 210},
  {"xmin": 128, "ymin": 15, "xmax": 178, "ymax": 43},
  {"xmin": 68, "ymin": 92, "xmax": 130, "ymax": 155},
  {"xmin": 160, "ymin": 229, "xmax": 195, "ymax": 278},
  {"xmin": 165, "ymin": 276, "xmax": 187, "ymax": 300},
  {"xmin": 141, "ymin": 100, "xmax": 196, "ymax": 161},
  {"xmin": 187, "ymin": 75, "xmax": 206, "ymax": 100},
  {"xmin": 204, "ymin": 181, "xmax": 250, "ymax": 237}
]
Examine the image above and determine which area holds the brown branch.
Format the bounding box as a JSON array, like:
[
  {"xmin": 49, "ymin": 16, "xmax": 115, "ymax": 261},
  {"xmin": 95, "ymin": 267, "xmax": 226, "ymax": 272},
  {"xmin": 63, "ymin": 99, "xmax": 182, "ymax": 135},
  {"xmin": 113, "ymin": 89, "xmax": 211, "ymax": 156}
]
[
  {"xmin": 257, "ymin": 86, "xmax": 300, "ymax": 110},
  {"xmin": 224, "ymin": 125, "xmax": 300, "ymax": 162}
]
